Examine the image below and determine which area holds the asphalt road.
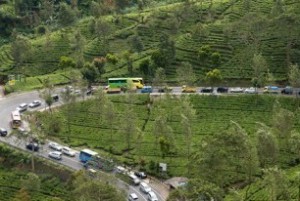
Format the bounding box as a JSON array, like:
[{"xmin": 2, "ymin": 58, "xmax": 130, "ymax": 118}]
[{"xmin": 0, "ymin": 88, "xmax": 164, "ymax": 201}]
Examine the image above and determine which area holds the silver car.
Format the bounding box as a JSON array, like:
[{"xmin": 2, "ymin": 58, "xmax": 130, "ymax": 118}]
[
  {"xmin": 62, "ymin": 147, "xmax": 76, "ymax": 157},
  {"xmin": 48, "ymin": 151, "xmax": 62, "ymax": 160},
  {"xmin": 49, "ymin": 142, "xmax": 62, "ymax": 151},
  {"xmin": 16, "ymin": 103, "xmax": 28, "ymax": 112}
]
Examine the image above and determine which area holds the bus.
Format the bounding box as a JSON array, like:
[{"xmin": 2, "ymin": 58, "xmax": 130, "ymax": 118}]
[
  {"xmin": 11, "ymin": 110, "xmax": 22, "ymax": 129},
  {"xmin": 79, "ymin": 149, "xmax": 98, "ymax": 163},
  {"xmin": 107, "ymin": 78, "xmax": 144, "ymax": 90}
]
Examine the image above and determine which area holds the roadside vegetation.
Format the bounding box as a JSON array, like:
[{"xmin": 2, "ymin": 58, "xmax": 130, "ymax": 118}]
[
  {"xmin": 0, "ymin": 0, "xmax": 300, "ymax": 89},
  {"xmin": 35, "ymin": 92, "xmax": 300, "ymax": 200},
  {"xmin": 0, "ymin": 143, "xmax": 125, "ymax": 201}
]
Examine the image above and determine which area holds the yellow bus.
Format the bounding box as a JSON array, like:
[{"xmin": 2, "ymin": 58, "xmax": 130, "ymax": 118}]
[
  {"xmin": 108, "ymin": 78, "xmax": 144, "ymax": 90},
  {"xmin": 11, "ymin": 110, "xmax": 22, "ymax": 129}
]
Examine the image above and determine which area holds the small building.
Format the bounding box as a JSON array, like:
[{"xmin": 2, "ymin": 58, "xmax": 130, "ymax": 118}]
[{"xmin": 165, "ymin": 177, "xmax": 188, "ymax": 190}]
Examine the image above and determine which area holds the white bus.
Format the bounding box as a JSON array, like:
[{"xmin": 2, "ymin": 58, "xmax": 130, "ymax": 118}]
[{"xmin": 11, "ymin": 110, "xmax": 22, "ymax": 129}]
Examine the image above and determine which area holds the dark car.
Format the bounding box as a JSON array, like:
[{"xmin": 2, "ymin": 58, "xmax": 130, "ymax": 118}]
[
  {"xmin": 217, "ymin": 87, "xmax": 228, "ymax": 93},
  {"xmin": 26, "ymin": 142, "xmax": 39, "ymax": 152},
  {"xmin": 200, "ymin": 87, "xmax": 213, "ymax": 93},
  {"xmin": 134, "ymin": 171, "xmax": 147, "ymax": 179},
  {"xmin": 281, "ymin": 87, "xmax": 293, "ymax": 95},
  {"xmin": 0, "ymin": 128, "xmax": 8, "ymax": 137},
  {"xmin": 52, "ymin": 94, "xmax": 59, "ymax": 102}
]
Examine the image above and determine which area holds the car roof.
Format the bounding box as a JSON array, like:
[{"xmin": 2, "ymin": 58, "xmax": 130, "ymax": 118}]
[
  {"xmin": 20, "ymin": 103, "xmax": 28, "ymax": 106},
  {"xmin": 129, "ymin": 193, "xmax": 138, "ymax": 199}
]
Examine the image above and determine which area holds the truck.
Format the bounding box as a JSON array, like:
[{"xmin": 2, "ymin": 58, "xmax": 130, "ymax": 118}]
[{"xmin": 182, "ymin": 85, "xmax": 197, "ymax": 93}]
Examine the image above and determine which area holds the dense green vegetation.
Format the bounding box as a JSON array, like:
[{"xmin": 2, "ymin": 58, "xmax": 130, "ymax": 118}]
[
  {"xmin": 0, "ymin": 0, "xmax": 300, "ymax": 88},
  {"xmin": 36, "ymin": 92, "xmax": 300, "ymax": 200},
  {"xmin": 0, "ymin": 144, "xmax": 126, "ymax": 201}
]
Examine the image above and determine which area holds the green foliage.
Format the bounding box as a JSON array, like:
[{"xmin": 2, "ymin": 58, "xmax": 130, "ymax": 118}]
[
  {"xmin": 57, "ymin": 3, "xmax": 78, "ymax": 26},
  {"xmin": 205, "ymin": 68, "xmax": 222, "ymax": 86},
  {"xmin": 59, "ymin": 56, "xmax": 76, "ymax": 70},
  {"xmin": 106, "ymin": 53, "xmax": 118, "ymax": 65}
]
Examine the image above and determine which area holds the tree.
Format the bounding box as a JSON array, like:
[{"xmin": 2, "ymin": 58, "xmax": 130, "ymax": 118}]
[
  {"xmin": 120, "ymin": 94, "xmax": 138, "ymax": 150},
  {"xmin": 272, "ymin": 106, "xmax": 294, "ymax": 149},
  {"xmin": 39, "ymin": 77, "xmax": 54, "ymax": 113},
  {"xmin": 251, "ymin": 53, "xmax": 268, "ymax": 88},
  {"xmin": 21, "ymin": 173, "xmax": 41, "ymax": 191},
  {"xmin": 104, "ymin": 99, "xmax": 117, "ymax": 147},
  {"xmin": 93, "ymin": 57, "xmax": 106, "ymax": 74},
  {"xmin": 81, "ymin": 63, "xmax": 99, "ymax": 87},
  {"xmin": 176, "ymin": 62, "xmax": 197, "ymax": 86},
  {"xmin": 288, "ymin": 64, "xmax": 300, "ymax": 97},
  {"xmin": 255, "ymin": 123, "xmax": 279, "ymax": 168},
  {"xmin": 151, "ymin": 34, "xmax": 176, "ymax": 69},
  {"xmin": 288, "ymin": 130, "xmax": 300, "ymax": 163},
  {"xmin": 57, "ymin": 3, "xmax": 78, "ymax": 26},
  {"xmin": 190, "ymin": 121, "xmax": 258, "ymax": 187},
  {"xmin": 73, "ymin": 179, "xmax": 126, "ymax": 201},
  {"xmin": 12, "ymin": 188, "xmax": 31, "ymax": 201},
  {"xmin": 179, "ymin": 97, "xmax": 196, "ymax": 174},
  {"xmin": 205, "ymin": 69, "xmax": 222, "ymax": 90},
  {"xmin": 153, "ymin": 67, "xmax": 166, "ymax": 89},
  {"xmin": 71, "ymin": 31, "xmax": 86, "ymax": 68},
  {"xmin": 59, "ymin": 56, "xmax": 76, "ymax": 70},
  {"xmin": 11, "ymin": 35, "xmax": 32, "ymax": 74},
  {"xmin": 262, "ymin": 167, "xmax": 291, "ymax": 201},
  {"xmin": 272, "ymin": 13, "xmax": 300, "ymax": 66},
  {"xmin": 123, "ymin": 51, "xmax": 133, "ymax": 76},
  {"xmin": 128, "ymin": 35, "xmax": 144, "ymax": 53},
  {"xmin": 60, "ymin": 86, "xmax": 76, "ymax": 141},
  {"xmin": 139, "ymin": 59, "xmax": 154, "ymax": 79}
]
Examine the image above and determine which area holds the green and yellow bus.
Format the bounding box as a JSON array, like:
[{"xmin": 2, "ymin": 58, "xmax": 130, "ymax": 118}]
[{"xmin": 107, "ymin": 78, "xmax": 144, "ymax": 90}]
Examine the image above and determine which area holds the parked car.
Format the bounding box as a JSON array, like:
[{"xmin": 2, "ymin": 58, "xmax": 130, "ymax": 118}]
[
  {"xmin": 200, "ymin": 87, "xmax": 213, "ymax": 93},
  {"xmin": 49, "ymin": 142, "xmax": 62, "ymax": 151},
  {"xmin": 128, "ymin": 193, "xmax": 138, "ymax": 201},
  {"xmin": 52, "ymin": 94, "xmax": 59, "ymax": 102},
  {"xmin": 29, "ymin": 100, "xmax": 42, "ymax": 108},
  {"xmin": 16, "ymin": 103, "xmax": 28, "ymax": 112},
  {"xmin": 48, "ymin": 151, "xmax": 62, "ymax": 160},
  {"xmin": 147, "ymin": 191, "xmax": 158, "ymax": 201},
  {"xmin": 18, "ymin": 127, "xmax": 28, "ymax": 135},
  {"xmin": 135, "ymin": 171, "xmax": 147, "ymax": 179},
  {"xmin": 158, "ymin": 86, "xmax": 172, "ymax": 93},
  {"xmin": 263, "ymin": 86, "xmax": 279, "ymax": 94},
  {"xmin": 229, "ymin": 87, "xmax": 244, "ymax": 93},
  {"xmin": 281, "ymin": 86, "xmax": 293, "ymax": 95},
  {"xmin": 129, "ymin": 174, "xmax": 141, "ymax": 185},
  {"xmin": 217, "ymin": 87, "xmax": 228, "ymax": 93},
  {"xmin": 140, "ymin": 182, "xmax": 151, "ymax": 194},
  {"xmin": 0, "ymin": 128, "xmax": 8, "ymax": 137},
  {"xmin": 244, "ymin": 87, "xmax": 257, "ymax": 94},
  {"xmin": 26, "ymin": 142, "xmax": 39, "ymax": 152},
  {"xmin": 182, "ymin": 85, "xmax": 196, "ymax": 93},
  {"xmin": 141, "ymin": 86, "xmax": 153, "ymax": 93},
  {"xmin": 62, "ymin": 147, "xmax": 76, "ymax": 157}
]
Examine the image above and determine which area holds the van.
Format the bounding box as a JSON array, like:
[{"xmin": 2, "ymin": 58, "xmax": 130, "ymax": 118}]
[
  {"xmin": 129, "ymin": 174, "xmax": 140, "ymax": 185},
  {"xmin": 116, "ymin": 166, "xmax": 126, "ymax": 174},
  {"xmin": 140, "ymin": 182, "xmax": 151, "ymax": 194}
]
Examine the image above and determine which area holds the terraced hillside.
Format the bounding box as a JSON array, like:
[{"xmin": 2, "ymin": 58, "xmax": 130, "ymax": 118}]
[{"xmin": 0, "ymin": 0, "xmax": 299, "ymax": 85}]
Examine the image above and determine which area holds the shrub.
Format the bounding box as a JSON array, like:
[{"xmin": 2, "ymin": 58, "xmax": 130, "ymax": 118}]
[{"xmin": 36, "ymin": 25, "xmax": 47, "ymax": 35}]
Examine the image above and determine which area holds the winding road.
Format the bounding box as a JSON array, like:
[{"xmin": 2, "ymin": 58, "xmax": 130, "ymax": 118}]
[{"xmin": 0, "ymin": 88, "xmax": 168, "ymax": 201}]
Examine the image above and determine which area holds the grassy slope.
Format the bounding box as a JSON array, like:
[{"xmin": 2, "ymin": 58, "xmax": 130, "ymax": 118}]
[{"xmin": 1, "ymin": 0, "xmax": 299, "ymax": 85}]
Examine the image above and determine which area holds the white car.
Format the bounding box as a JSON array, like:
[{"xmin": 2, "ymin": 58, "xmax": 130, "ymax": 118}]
[
  {"xmin": 140, "ymin": 182, "xmax": 151, "ymax": 194},
  {"xmin": 49, "ymin": 142, "xmax": 62, "ymax": 151},
  {"xmin": 62, "ymin": 147, "xmax": 76, "ymax": 157},
  {"xmin": 128, "ymin": 193, "xmax": 138, "ymax": 201},
  {"xmin": 244, "ymin": 87, "xmax": 257, "ymax": 94},
  {"xmin": 229, "ymin": 87, "xmax": 244, "ymax": 93},
  {"xmin": 16, "ymin": 103, "xmax": 28, "ymax": 112},
  {"xmin": 48, "ymin": 151, "xmax": 62, "ymax": 160},
  {"xmin": 29, "ymin": 100, "xmax": 42, "ymax": 108},
  {"xmin": 147, "ymin": 191, "xmax": 158, "ymax": 201}
]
